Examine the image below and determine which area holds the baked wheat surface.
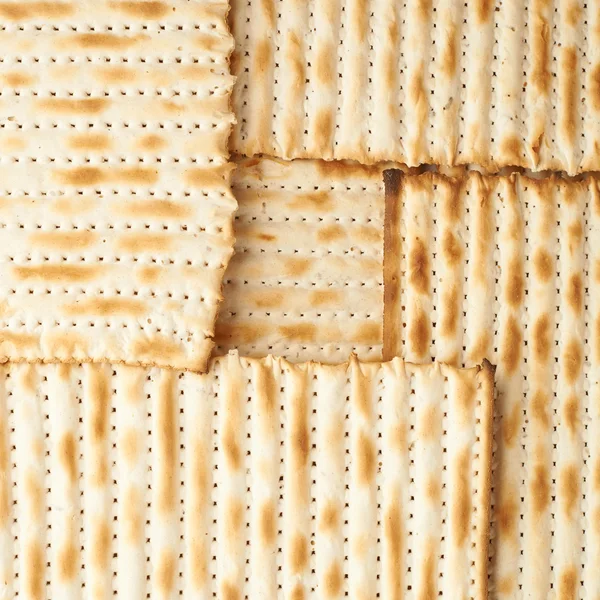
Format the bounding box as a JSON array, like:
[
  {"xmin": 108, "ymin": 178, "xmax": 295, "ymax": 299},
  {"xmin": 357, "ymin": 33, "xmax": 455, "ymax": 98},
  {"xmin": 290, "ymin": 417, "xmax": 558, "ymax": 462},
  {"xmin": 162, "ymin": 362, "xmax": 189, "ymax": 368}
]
[
  {"xmin": 215, "ymin": 156, "xmax": 387, "ymax": 363},
  {"xmin": 231, "ymin": 0, "xmax": 599, "ymax": 174},
  {"xmin": 384, "ymin": 171, "xmax": 600, "ymax": 599},
  {"xmin": 0, "ymin": 0, "xmax": 236, "ymax": 372},
  {"xmin": 0, "ymin": 355, "xmax": 494, "ymax": 599}
]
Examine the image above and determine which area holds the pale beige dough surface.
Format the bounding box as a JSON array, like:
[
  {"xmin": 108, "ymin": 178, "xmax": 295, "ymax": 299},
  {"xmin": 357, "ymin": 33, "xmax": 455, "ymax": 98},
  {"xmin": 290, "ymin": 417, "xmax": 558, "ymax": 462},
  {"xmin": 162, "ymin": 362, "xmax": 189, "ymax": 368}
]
[
  {"xmin": 384, "ymin": 170, "xmax": 600, "ymax": 599},
  {"xmin": 215, "ymin": 156, "xmax": 387, "ymax": 362},
  {"xmin": 231, "ymin": 0, "xmax": 599, "ymax": 175},
  {"xmin": 0, "ymin": 0, "xmax": 236, "ymax": 372},
  {"xmin": 0, "ymin": 354, "xmax": 493, "ymax": 599}
]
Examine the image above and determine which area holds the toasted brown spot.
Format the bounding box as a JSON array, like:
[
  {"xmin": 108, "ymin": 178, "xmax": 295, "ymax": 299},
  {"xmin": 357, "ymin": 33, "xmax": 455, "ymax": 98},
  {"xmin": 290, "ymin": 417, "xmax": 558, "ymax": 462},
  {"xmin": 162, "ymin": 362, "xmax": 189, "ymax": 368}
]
[
  {"xmin": 425, "ymin": 477, "xmax": 441, "ymax": 503},
  {"xmin": 116, "ymin": 232, "xmax": 173, "ymax": 254},
  {"xmin": 66, "ymin": 32, "xmax": 143, "ymax": 50},
  {"xmin": 58, "ymin": 541, "xmax": 78, "ymax": 582},
  {"xmin": 500, "ymin": 135, "xmax": 523, "ymax": 165},
  {"xmin": 252, "ymin": 37, "xmax": 273, "ymax": 81},
  {"xmin": 89, "ymin": 366, "xmax": 109, "ymax": 443},
  {"xmin": 533, "ymin": 314, "xmax": 552, "ymax": 363},
  {"xmin": 441, "ymin": 230, "xmax": 462, "ymax": 266},
  {"xmin": 418, "ymin": 404, "xmax": 441, "ymax": 441},
  {"xmin": 223, "ymin": 427, "xmax": 241, "ymax": 471},
  {"xmin": 531, "ymin": 462, "xmax": 550, "ymax": 515},
  {"xmin": 323, "ymin": 561, "xmax": 342, "ymax": 598},
  {"xmin": 563, "ymin": 394, "xmax": 580, "ymax": 436},
  {"xmin": 221, "ymin": 582, "xmax": 241, "ymax": 600},
  {"xmin": 118, "ymin": 167, "xmax": 159, "ymax": 185},
  {"xmin": 533, "ymin": 248, "xmax": 553, "ymax": 282},
  {"xmin": 475, "ymin": 0, "xmax": 492, "ymax": 23},
  {"xmin": 226, "ymin": 500, "xmax": 244, "ymax": 538},
  {"xmin": 502, "ymin": 402, "xmax": 521, "ymax": 447},
  {"xmin": 289, "ymin": 190, "xmax": 332, "ymax": 212},
  {"xmin": 290, "ymin": 584, "xmax": 305, "ymax": 600},
  {"xmin": 156, "ymin": 550, "xmax": 176, "ymax": 595},
  {"xmin": 29, "ymin": 230, "xmax": 97, "ymax": 250},
  {"xmin": 310, "ymin": 289, "xmax": 341, "ymax": 307},
  {"xmin": 558, "ymin": 565, "xmax": 578, "ymax": 600},
  {"xmin": 568, "ymin": 221, "xmax": 583, "ymax": 248},
  {"xmin": 384, "ymin": 499, "xmax": 402, "ymax": 596},
  {"xmin": 313, "ymin": 109, "xmax": 334, "ymax": 156},
  {"xmin": 137, "ymin": 134, "xmax": 166, "ymax": 151},
  {"xmin": 259, "ymin": 500, "xmax": 276, "ymax": 546},
  {"xmin": 563, "ymin": 339, "xmax": 582, "ymax": 383},
  {"xmin": 566, "ymin": 274, "xmax": 583, "ymax": 314},
  {"xmin": 566, "ymin": 1, "xmax": 582, "ymax": 26},
  {"xmin": 54, "ymin": 166, "xmax": 104, "ymax": 186},
  {"xmin": 184, "ymin": 165, "xmax": 233, "ymax": 188},
  {"xmin": 559, "ymin": 464, "xmax": 579, "ymax": 519},
  {"xmin": 315, "ymin": 44, "xmax": 334, "ymax": 84},
  {"xmin": 63, "ymin": 297, "xmax": 147, "ymax": 318},
  {"xmin": 316, "ymin": 160, "xmax": 379, "ymax": 180},
  {"xmin": 292, "ymin": 415, "xmax": 309, "ymax": 469},
  {"xmin": 25, "ymin": 471, "xmax": 43, "ymax": 520},
  {"xmin": 319, "ymin": 502, "xmax": 339, "ymax": 533},
  {"xmin": 531, "ymin": 15, "xmax": 550, "ymax": 94},
  {"xmin": 500, "ymin": 315, "xmax": 522, "ymax": 374},
  {"xmin": 408, "ymin": 308, "xmax": 431, "ymax": 359},
  {"xmin": 109, "ymin": 1, "xmax": 168, "ymax": 18},
  {"xmin": 58, "ymin": 432, "xmax": 77, "ymax": 483},
  {"xmin": 440, "ymin": 22, "xmax": 457, "ymax": 78},
  {"xmin": 2, "ymin": 71, "xmax": 35, "ymax": 86},
  {"xmin": 530, "ymin": 390, "xmax": 550, "ymax": 428},
  {"xmin": 25, "ymin": 542, "xmax": 43, "ymax": 600},
  {"xmin": 92, "ymin": 520, "xmax": 110, "ymax": 569},
  {"xmin": 497, "ymin": 497, "xmax": 518, "ymax": 539},
  {"xmin": 248, "ymin": 289, "xmax": 283, "ymax": 309},
  {"xmin": 420, "ymin": 540, "xmax": 437, "ymax": 599},
  {"xmin": 279, "ymin": 323, "xmax": 316, "ymax": 342},
  {"xmin": 505, "ymin": 258, "xmax": 524, "ymax": 306},
  {"xmin": 496, "ymin": 576, "xmax": 516, "ymax": 596},
  {"xmin": 120, "ymin": 428, "xmax": 139, "ymax": 466},
  {"xmin": 451, "ymin": 450, "xmax": 471, "ymax": 545},
  {"xmin": 118, "ymin": 199, "xmax": 191, "ymax": 220},
  {"xmin": 560, "ymin": 47, "xmax": 578, "ymax": 144},
  {"xmin": 355, "ymin": 321, "xmax": 381, "ymax": 345},
  {"xmin": 317, "ymin": 224, "xmax": 345, "ymax": 243},
  {"xmin": 37, "ymin": 98, "xmax": 108, "ymax": 115},
  {"xmin": 123, "ymin": 486, "xmax": 143, "ymax": 543},
  {"xmin": 409, "ymin": 238, "xmax": 429, "ymax": 294},
  {"xmin": 12, "ymin": 264, "xmax": 103, "ymax": 285},
  {"xmin": 440, "ymin": 286, "xmax": 459, "ymax": 338},
  {"xmin": 0, "ymin": 1, "xmax": 73, "ymax": 20},
  {"xmin": 290, "ymin": 534, "xmax": 308, "ymax": 573},
  {"xmin": 591, "ymin": 62, "xmax": 600, "ymax": 112},
  {"xmin": 95, "ymin": 65, "xmax": 135, "ymax": 84},
  {"xmin": 357, "ymin": 430, "xmax": 376, "ymax": 484},
  {"xmin": 66, "ymin": 133, "xmax": 111, "ymax": 152}
]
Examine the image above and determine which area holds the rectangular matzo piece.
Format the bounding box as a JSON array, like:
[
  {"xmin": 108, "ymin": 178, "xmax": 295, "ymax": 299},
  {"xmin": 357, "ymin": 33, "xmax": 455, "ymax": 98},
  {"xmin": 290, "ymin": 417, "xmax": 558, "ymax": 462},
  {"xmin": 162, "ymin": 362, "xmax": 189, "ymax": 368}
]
[
  {"xmin": 0, "ymin": 0, "xmax": 237, "ymax": 372},
  {"xmin": 383, "ymin": 170, "xmax": 600, "ymax": 598},
  {"xmin": 231, "ymin": 0, "xmax": 599, "ymax": 174},
  {"xmin": 0, "ymin": 354, "xmax": 494, "ymax": 599},
  {"xmin": 215, "ymin": 156, "xmax": 387, "ymax": 362}
]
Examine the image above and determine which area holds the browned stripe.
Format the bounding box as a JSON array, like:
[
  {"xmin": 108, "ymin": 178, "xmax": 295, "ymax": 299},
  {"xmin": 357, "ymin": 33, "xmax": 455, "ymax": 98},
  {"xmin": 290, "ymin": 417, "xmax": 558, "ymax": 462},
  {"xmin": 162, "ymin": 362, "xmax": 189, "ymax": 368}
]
[{"xmin": 383, "ymin": 169, "xmax": 402, "ymax": 361}]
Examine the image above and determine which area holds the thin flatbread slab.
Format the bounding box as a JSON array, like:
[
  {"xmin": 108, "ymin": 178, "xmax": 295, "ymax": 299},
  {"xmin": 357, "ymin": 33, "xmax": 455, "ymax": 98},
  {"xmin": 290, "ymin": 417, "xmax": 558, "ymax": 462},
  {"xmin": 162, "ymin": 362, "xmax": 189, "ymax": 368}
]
[
  {"xmin": 383, "ymin": 170, "xmax": 600, "ymax": 598},
  {"xmin": 231, "ymin": 0, "xmax": 598, "ymax": 175},
  {"xmin": 0, "ymin": 0, "xmax": 236, "ymax": 372},
  {"xmin": 215, "ymin": 156, "xmax": 386, "ymax": 362},
  {"xmin": 0, "ymin": 354, "xmax": 494, "ymax": 599}
]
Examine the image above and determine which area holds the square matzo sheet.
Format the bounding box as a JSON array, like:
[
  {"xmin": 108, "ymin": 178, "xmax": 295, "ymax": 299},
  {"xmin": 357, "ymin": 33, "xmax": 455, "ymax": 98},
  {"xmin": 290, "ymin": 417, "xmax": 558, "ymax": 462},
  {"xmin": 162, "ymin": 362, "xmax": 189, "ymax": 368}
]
[
  {"xmin": 231, "ymin": 0, "xmax": 600, "ymax": 174},
  {"xmin": 215, "ymin": 155, "xmax": 390, "ymax": 363},
  {"xmin": 0, "ymin": 354, "xmax": 494, "ymax": 599},
  {"xmin": 0, "ymin": 0, "xmax": 236, "ymax": 372},
  {"xmin": 383, "ymin": 170, "xmax": 600, "ymax": 598}
]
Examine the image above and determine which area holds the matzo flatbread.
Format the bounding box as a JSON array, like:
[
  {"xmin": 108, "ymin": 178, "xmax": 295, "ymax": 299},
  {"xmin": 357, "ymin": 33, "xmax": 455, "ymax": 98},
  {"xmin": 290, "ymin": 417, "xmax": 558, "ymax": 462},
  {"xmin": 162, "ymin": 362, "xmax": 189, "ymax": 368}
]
[
  {"xmin": 384, "ymin": 170, "xmax": 600, "ymax": 598},
  {"xmin": 215, "ymin": 156, "xmax": 387, "ymax": 362},
  {"xmin": 0, "ymin": 354, "xmax": 494, "ymax": 598},
  {"xmin": 231, "ymin": 0, "xmax": 598, "ymax": 174},
  {"xmin": 0, "ymin": 0, "xmax": 236, "ymax": 372}
]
